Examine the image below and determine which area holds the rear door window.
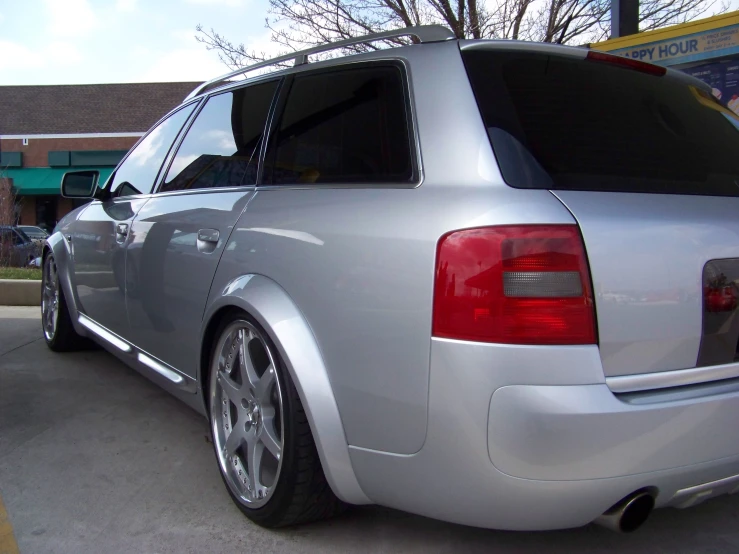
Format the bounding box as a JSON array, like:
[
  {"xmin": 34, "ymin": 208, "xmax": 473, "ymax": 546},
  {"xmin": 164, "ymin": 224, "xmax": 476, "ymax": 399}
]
[
  {"xmin": 161, "ymin": 79, "xmax": 279, "ymax": 192},
  {"xmin": 264, "ymin": 64, "xmax": 415, "ymax": 185},
  {"xmin": 462, "ymin": 49, "xmax": 739, "ymax": 196}
]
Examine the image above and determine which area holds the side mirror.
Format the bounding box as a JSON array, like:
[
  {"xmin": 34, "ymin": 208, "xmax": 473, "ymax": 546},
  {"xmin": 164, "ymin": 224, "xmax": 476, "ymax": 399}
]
[{"xmin": 61, "ymin": 170, "xmax": 99, "ymax": 198}]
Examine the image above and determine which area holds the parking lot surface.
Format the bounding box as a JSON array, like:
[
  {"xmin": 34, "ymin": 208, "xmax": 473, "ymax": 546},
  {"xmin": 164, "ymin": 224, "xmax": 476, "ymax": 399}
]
[{"xmin": 1, "ymin": 305, "xmax": 739, "ymax": 553}]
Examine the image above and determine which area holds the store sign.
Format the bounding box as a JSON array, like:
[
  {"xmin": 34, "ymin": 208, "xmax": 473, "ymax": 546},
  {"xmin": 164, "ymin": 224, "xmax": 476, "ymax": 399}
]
[
  {"xmin": 608, "ymin": 24, "xmax": 739, "ymax": 65},
  {"xmin": 684, "ymin": 61, "xmax": 739, "ymax": 115}
]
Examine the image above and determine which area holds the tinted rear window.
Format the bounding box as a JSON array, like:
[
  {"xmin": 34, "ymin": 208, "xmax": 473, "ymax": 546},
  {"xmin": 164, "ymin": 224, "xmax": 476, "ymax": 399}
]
[
  {"xmin": 265, "ymin": 64, "xmax": 414, "ymax": 185},
  {"xmin": 462, "ymin": 49, "xmax": 739, "ymax": 196}
]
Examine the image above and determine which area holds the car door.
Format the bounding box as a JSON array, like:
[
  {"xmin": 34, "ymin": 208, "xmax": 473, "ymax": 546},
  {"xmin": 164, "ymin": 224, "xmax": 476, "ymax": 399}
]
[
  {"xmin": 125, "ymin": 78, "xmax": 280, "ymax": 378},
  {"xmin": 70, "ymin": 102, "xmax": 197, "ymax": 337}
]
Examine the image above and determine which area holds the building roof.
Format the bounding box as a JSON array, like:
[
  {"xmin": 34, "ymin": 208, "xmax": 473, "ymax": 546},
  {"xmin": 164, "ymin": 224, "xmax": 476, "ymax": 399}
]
[{"xmin": 0, "ymin": 82, "xmax": 201, "ymax": 135}]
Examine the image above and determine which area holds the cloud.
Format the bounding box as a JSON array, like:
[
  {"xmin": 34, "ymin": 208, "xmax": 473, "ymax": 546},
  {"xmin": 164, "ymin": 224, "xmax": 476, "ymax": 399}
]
[
  {"xmin": 0, "ymin": 41, "xmax": 45, "ymax": 70},
  {"xmin": 242, "ymin": 28, "xmax": 285, "ymax": 60},
  {"xmin": 44, "ymin": 0, "xmax": 99, "ymax": 37},
  {"xmin": 47, "ymin": 41, "xmax": 84, "ymax": 65},
  {"xmin": 184, "ymin": 0, "xmax": 245, "ymax": 6},
  {"xmin": 135, "ymin": 46, "xmax": 226, "ymax": 82},
  {"xmin": 115, "ymin": 0, "xmax": 138, "ymax": 12},
  {"xmin": 0, "ymin": 40, "xmax": 84, "ymax": 72},
  {"xmin": 171, "ymin": 29, "xmax": 199, "ymax": 43}
]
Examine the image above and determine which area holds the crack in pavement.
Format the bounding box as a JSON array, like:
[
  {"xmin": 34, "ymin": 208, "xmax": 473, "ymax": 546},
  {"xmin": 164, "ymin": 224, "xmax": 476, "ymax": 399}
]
[{"xmin": 0, "ymin": 337, "xmax": 43, "ymax": 359}]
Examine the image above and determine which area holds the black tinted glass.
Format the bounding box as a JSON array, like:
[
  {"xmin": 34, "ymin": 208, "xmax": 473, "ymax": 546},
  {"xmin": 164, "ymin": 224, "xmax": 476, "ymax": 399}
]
[
  {"xmin": 162, "ymin": 80, "xmax": 278, "ymax": 192},
  {"xmin": 463, "ymin": 50, "xmax": 739, "ymax": 196},
  {"xmin": 266, "ymin": 65, "xmax": 413, "ymax": 185},
  {"xmin": 108, "ymin": 103, "xmax": 196, "ymax": 196}
]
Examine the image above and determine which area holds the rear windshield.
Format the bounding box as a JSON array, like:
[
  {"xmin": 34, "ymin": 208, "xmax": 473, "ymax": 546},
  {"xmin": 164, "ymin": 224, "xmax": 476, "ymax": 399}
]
[{"xmin": 462, "ymin": 49, "xmax": 739, "ymax": 196}]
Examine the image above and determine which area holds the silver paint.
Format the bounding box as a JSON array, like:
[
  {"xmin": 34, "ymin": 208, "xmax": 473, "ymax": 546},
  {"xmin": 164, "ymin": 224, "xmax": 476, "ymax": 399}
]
[
  {"xmin": 125, "ymin": 190, "xmax": 253, "ymax": 377},
  {"xmin": 552, "ymin": 191, "xmax": 739, "ymax": 377},
  {"xmin": 45, "ymin": 37, "xmax": 739, "ymax": 530},
  {"xmin": 70, "ymin": 197, "xmax": 149, "ymax": 337}
]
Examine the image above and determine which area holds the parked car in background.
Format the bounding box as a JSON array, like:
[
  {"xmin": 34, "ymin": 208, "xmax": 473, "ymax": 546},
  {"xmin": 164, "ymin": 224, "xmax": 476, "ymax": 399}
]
[
  {"xmin": 19, "ymin": 225, "xmax": 50, "ymax": 241},
  {"xmin": 40, "ymin": 26, "xmax": 739, "ymax": 534},
  {"xmin": 0, "ymin": 226, "xmax": 41, "ymax": 267}
]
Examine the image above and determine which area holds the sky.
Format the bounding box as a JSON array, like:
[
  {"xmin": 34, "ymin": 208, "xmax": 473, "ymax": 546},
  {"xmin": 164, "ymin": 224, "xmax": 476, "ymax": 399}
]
[
  {"xmin": 0, "ymin": 0, "xmax": 281, "ymax": 85},
  {"xmin": 1, "ymin": 0, "xmax": 738, "ymax": 85}
]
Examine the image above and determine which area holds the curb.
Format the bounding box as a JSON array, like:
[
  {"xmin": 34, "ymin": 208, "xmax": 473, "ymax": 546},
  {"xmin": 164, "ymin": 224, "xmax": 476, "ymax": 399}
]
[{"xmin": 0, "ymin": 279, "xmax": 41, "ymax": 306}]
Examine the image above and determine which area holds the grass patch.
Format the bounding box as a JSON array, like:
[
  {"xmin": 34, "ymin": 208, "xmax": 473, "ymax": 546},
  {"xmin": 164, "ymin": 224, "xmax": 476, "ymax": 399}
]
[{"xmin": 0, "ymin": 267, "xmax": 42, "ymax": 280}]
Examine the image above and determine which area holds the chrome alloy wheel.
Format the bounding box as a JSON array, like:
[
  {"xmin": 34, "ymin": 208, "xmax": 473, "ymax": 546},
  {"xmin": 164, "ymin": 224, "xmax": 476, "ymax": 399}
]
[
  {"xmin": 210, "ymin": 320, "xmax": 284, "ymax": 508},
  {"xmin": 42, "ymin": 256, "xmax": 60, "ymax": 341}
]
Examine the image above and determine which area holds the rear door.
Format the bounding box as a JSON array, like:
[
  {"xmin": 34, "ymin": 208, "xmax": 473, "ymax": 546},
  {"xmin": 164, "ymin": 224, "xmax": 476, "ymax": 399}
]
[
  {"xmin": 125, "ymin": 78, "xmax": 280, "ymax": 378},
  {"xmin": 462, "ymin": 45, "xmax": 739, "ymax": 378}
]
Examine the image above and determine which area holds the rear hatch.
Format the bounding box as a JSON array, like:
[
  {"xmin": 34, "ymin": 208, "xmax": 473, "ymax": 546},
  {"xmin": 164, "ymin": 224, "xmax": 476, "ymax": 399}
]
[{"xmin": 462, "ymin": 42, "xmax": 739, "ymax": 379}]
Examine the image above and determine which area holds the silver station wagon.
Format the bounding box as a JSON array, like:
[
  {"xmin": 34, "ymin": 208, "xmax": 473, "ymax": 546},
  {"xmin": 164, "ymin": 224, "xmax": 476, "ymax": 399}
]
[{"xmin": 41, "ymin": 25, "xmax": 739, "ymax": 533}]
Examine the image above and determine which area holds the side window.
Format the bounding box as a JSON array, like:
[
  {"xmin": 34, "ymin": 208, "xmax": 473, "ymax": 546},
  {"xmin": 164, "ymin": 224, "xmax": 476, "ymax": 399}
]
[
  {"xmin": 160, "ymin": 80, "xmax": 279, "ymax": 193},
  {"xmin": 265, "ymin": 65, "xmax": 414, "ymax": 185},
  {"xmin": 107, "ymin": 103, "xmax": 196, "ymax": 197}
]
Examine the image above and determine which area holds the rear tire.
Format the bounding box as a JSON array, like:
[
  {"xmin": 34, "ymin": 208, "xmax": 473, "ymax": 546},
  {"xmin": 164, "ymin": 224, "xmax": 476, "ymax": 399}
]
[
  {"xmin": 42, "ymin": 254, "xmax": 91, "ymax": 352},
  {"xmin": 208, "ymin": 312, "xmax": 346, "ymax": 527}
]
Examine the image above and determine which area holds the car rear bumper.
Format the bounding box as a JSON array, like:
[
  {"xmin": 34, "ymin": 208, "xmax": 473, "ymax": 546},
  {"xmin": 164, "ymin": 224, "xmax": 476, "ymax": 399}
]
[{"xmin": 347, "ymin": 338, "xmax": 739, "ymax": 530}]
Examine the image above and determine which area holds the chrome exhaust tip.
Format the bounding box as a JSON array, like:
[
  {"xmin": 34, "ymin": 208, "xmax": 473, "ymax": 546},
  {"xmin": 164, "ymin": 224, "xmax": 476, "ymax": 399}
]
[{"xmin": 594, "ymin": 491, "xmax": 655, "ymax": 533}]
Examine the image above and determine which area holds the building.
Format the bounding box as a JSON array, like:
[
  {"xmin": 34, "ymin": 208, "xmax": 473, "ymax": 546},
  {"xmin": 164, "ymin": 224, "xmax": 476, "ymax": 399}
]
[
  {"xmin": 590, "ymin": 11, "xmax": 739, "ymax": 115},
  {"xmin": 0, "ymin": 82, "xmax": 200, "ymax": 230}
]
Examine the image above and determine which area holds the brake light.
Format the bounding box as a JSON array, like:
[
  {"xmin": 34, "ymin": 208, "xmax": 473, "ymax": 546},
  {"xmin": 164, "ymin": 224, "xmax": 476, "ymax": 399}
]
[
  {"xmin": 705, "ymin": 285, "xmax": 737, "ymax": 313},
  {"xmin": 586, "ymin": 50, "xmax": 667, "ymax": 76},
  {"xmin": 432, "ymin": 225, "xmax": 596, "ymax": 345}
]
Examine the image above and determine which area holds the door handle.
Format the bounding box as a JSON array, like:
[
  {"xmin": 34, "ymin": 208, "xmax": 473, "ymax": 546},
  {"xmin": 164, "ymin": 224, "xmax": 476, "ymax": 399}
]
[
  {"xmin": 197, "ymin": 229, "xmax": 219, "ymax": 243},
  {"xmin": 197, "ymin": 229, "xmax": 220, "ymax": 254},
  {"xmin": 116, "ymin": 223, "xmax": 129, "ymax": 244}
]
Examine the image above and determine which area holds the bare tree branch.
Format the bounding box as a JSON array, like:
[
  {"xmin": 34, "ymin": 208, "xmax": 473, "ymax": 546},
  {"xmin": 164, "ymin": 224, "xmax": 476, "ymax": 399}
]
[{"xmin": 196, "ymin": 0, "xmax": 724, "ymax": 68}]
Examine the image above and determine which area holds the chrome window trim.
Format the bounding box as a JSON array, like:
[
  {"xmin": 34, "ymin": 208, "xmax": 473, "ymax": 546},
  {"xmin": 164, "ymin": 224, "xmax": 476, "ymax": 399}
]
[
  {"xmin": 607, "ymin": 361, "xmax": 739, "ymax": 393},
  {"xmin": 149, "ymin": 185, "xmax": 257, "ymax": 198}
]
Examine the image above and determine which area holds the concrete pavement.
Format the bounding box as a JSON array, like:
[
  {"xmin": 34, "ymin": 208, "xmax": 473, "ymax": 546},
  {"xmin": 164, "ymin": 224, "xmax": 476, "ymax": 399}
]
[{"xmin": 1, "ymin": 306, "xmax": 739, "ymax": 553}]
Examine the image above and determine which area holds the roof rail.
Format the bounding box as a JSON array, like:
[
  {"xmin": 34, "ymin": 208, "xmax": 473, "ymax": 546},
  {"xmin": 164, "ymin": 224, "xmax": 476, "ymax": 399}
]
[{"xmin": 185, "ymin": 25, "xmax": 455, "ymax": 100}]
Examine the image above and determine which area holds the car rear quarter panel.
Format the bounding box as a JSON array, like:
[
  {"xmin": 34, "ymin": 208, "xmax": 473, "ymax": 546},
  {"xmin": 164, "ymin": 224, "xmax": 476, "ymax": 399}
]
[{"xmin": 206, "ymin": 43, "xmax": 579, "ymax": 455}]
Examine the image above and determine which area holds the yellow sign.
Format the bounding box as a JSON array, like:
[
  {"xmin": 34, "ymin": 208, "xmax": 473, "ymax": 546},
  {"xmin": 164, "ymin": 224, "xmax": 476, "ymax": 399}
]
[{"xmin": 606, "ymin": 24, "xmax": 739, "ymax": 64}]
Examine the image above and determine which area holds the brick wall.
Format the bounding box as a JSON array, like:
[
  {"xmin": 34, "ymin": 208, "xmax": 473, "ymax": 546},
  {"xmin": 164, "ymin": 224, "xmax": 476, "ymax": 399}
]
[
  {"xmin": 57, "ymin": 197, "xmax": 73, "ymax": 221},
  {"xmin": 19, "ymin": 197, "xmax": 35, "ymax": 225},
  {"xmin": 0, "ymin": 136, "xmax": 139, "ymax": 167}
]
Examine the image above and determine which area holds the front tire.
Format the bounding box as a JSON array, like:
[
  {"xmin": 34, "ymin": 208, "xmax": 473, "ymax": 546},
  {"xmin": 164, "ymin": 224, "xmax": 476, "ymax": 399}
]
[
  {"xmin": 208, "ymin": 313, "xmax": 345, "ymax": 527},
  {"xmin": 42, "ymin": 254, "xmax": 90, "ymax": 351}
]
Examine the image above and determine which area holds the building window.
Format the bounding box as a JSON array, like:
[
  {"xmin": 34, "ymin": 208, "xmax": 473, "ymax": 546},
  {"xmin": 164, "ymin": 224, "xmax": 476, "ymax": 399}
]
[{"xmin": 22, "ymin": 138, "xmax": 29, "ymax": 146}]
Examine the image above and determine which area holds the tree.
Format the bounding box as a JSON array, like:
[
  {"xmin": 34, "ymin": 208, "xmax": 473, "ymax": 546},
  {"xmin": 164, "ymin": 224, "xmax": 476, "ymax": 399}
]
[
  {"xmin": 0, "ymin": 170, "xmax": 18, "ymax": 267},
  {"xmin": 196, "ymin": 0, "xmax": 727, "ymax": 69}
]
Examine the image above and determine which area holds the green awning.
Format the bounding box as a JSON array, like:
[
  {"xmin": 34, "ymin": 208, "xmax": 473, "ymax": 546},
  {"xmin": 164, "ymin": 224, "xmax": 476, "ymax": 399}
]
[{"xmin": 3, "ymin": 167, "xmax": 114, "ymax": 196}]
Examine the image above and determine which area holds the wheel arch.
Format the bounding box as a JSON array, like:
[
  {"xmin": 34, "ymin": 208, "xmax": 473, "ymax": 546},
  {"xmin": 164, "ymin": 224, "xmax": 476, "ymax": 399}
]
[
  {"xmin": 44, "ymin": 233, "xmax": 85, "ymax": 335},
  {"xmin": 199, "ymin": 274, "xmax": 371, "ymax": 505}
]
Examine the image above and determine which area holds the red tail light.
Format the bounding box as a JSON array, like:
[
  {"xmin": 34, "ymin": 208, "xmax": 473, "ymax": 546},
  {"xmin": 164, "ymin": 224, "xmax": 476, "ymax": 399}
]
[
  {"xmin": 432, "ymin": 225, "xmax": 596, "ymax": 345},
  {"xmin": 586, "ymin": 50, "xmax": 667, "ymax": 76},
  {"xmin": 705, "ymin": 285, "xmax": 737, "ymax": 313}
]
